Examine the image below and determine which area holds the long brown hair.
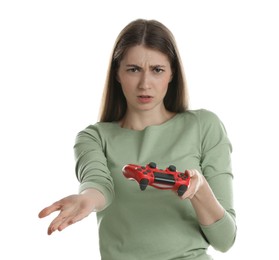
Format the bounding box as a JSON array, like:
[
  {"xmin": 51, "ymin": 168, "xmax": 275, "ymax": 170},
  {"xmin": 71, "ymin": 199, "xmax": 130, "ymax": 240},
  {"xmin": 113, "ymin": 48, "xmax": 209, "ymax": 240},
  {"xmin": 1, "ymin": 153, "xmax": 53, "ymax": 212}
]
[{"xmin": 99, "ymin": 19, "xmax": 189, "ymax": 122}]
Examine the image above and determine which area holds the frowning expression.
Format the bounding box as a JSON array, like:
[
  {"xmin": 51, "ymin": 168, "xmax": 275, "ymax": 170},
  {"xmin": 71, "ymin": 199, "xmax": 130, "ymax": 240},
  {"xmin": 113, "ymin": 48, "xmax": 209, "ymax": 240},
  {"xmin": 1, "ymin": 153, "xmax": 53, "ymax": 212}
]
[{"xmin": 117, "ymin": 45, "xmax": 173, "ymax": 113}]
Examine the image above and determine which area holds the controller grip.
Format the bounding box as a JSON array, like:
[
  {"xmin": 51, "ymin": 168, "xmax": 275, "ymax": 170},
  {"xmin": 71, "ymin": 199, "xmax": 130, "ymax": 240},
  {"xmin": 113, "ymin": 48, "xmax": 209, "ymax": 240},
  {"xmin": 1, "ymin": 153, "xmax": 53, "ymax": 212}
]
[
  {"xmin": 177, "ymin": 185, "xmax": 188, "ymax": 196},
  {"xmin": 139, "ymin": 178, "xmax": 149, "ymax": 190}
]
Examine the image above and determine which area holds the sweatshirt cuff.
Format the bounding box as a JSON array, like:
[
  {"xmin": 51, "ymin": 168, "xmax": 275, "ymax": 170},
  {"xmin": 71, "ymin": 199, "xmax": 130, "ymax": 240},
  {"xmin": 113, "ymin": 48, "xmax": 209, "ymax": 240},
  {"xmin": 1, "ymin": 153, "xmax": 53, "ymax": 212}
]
[
  {"xmin": 79, "ymin": 182, "xmax": 114, "ymax": 209},
  {"xmin": 200, "ymin": 211, "xmax": 236, "ymax": 252}
]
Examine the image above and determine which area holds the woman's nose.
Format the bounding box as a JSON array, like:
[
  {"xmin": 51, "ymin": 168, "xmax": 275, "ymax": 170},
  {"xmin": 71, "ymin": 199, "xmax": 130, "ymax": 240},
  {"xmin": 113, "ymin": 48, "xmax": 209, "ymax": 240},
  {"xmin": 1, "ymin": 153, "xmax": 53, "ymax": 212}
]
[{"xmin": 138, "ymin": 72, "xmax": 151, "ymax": 89}]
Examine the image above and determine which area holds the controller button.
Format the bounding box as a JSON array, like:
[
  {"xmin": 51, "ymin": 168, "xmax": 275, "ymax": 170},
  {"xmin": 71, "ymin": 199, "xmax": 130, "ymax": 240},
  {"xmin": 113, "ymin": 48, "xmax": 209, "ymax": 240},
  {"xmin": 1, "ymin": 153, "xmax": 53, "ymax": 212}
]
[
  {"xmin": 149, "ymin": 162, "xmax": 157, "ymax": 168},
  {"xmin": 168, "ymin": 165, "xmax": 176, "ymax": 172}
]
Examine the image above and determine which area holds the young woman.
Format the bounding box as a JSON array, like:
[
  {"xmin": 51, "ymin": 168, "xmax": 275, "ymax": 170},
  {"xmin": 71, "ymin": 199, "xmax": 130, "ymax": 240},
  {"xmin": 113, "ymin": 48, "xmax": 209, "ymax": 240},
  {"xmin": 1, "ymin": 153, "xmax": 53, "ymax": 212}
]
[{"xmin": 39, "ymin": 19, "xmax": 236, "ymax": 260}]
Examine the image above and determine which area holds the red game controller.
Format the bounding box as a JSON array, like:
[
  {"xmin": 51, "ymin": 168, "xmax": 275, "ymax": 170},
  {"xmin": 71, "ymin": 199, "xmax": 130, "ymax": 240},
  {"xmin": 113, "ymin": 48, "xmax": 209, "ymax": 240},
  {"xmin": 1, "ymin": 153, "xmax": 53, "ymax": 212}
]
[{"xmin": 122, "ymin": 162, "xmax": 190, "ymax": 196}]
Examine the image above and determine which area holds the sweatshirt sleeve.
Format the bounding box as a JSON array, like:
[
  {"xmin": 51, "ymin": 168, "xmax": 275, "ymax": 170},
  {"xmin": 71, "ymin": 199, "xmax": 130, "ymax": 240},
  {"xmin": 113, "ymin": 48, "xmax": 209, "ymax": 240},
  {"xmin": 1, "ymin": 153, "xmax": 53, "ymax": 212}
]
[
  {"xmin": 198, "ymin": 109, "xmax": 237, "ymax": 252},
  {"xmin": 73, "ymin": 125, "xmax": 115, "ymax": 209}
]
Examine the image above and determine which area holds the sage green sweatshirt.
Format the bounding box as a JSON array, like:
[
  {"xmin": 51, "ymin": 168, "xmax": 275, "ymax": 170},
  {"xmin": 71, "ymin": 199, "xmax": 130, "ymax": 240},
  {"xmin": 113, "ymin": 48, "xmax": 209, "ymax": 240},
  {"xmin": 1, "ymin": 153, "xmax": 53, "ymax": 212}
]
[{"xmin": 74, "ymin": 109, "xmax": 236, "ymax": 260}]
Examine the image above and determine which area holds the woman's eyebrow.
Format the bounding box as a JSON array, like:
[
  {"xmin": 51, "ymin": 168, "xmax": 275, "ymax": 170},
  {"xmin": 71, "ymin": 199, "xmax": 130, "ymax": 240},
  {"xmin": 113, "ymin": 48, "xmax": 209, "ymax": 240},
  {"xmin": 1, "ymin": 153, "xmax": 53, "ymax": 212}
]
[
  {"xmin": 125, "ymin": 64, "xmax": 166, "ymax": 68},
  {"xmin": 126, "ymin": 64, "xmax": 140, "ymax": 67},
  {"xmin": 150, "ymin": 64, "xmax": 166, "ymax": 68}
]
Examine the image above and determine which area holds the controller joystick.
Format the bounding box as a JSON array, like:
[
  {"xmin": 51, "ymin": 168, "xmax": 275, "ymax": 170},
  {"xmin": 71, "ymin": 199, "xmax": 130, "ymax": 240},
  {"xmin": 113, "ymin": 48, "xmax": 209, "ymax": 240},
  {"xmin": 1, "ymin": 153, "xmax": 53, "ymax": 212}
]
[{"xmin": 122, "ymin": 162, "xmax": 190, "ymax": 196}]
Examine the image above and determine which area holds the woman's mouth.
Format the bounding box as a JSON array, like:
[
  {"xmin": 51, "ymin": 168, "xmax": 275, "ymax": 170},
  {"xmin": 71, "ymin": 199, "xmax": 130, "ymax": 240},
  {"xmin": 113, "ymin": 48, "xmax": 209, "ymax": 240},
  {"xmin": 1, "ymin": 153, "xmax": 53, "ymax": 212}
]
[{"xmin": 137, "ymin": 95, "xmax": 153, "ymax": 103}]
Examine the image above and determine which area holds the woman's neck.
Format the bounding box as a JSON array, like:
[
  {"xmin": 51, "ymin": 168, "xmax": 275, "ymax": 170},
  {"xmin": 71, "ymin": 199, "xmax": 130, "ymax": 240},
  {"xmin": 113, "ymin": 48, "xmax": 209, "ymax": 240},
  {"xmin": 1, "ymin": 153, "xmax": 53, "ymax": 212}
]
[{"xmin": 119, "ymin": 109, "xmax": 176, "ymax": 131}]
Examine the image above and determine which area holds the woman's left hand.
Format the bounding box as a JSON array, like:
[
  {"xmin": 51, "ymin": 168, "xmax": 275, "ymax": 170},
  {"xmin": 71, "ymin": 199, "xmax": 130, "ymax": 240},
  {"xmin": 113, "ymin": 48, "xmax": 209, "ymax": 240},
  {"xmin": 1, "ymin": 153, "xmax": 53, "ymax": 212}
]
[
  {"xmin": 180, "ymin": 169, "xmax": 204, "ymax": 200},
  {"xmin": 177, "ymin": 169, "xmax": 225, "ymax": 226}
]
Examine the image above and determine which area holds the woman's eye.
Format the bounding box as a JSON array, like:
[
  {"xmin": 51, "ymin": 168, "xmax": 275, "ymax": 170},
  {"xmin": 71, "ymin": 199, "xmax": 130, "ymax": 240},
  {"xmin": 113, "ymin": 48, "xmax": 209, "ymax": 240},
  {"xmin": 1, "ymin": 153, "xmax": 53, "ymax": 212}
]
[
  {"xmin": 153, "ymin": 67, "xmax": 164, "ymax": 73},
  {"xmin": 127, "ymin": 67, "xmax": 140, "ymax": 72}
]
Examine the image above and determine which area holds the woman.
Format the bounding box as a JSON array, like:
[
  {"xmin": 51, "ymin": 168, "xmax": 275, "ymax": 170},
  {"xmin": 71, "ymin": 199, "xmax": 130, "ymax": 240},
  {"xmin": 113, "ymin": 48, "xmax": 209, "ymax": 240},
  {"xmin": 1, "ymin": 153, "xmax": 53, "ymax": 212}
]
[{"xmin": 39, "ymin": 19, "xmax": 236, "ymax": 260}]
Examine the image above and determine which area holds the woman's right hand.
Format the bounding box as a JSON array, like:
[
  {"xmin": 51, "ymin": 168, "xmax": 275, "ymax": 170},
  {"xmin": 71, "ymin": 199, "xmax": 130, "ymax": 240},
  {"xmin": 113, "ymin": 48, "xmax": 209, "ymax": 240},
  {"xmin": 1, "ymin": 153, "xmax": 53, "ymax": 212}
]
[{"xmin": 38, "ymin": 189, "xmax": 105, "ymax": 235}]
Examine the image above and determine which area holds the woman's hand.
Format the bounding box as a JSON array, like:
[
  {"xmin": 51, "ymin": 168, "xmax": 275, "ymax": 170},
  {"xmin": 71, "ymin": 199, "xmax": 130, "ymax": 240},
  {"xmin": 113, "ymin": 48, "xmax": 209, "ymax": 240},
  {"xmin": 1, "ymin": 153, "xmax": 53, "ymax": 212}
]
[
  {"xmin": 179, "ymin": 169, "xmax": 224, "ymax": 225},
  {"xmin": 38, "ymin": 189, "xmax": 105, "ymax": 235},
  {"xmin": 180, "ymin": 169, "xmax": 204, "ymax": 200}
]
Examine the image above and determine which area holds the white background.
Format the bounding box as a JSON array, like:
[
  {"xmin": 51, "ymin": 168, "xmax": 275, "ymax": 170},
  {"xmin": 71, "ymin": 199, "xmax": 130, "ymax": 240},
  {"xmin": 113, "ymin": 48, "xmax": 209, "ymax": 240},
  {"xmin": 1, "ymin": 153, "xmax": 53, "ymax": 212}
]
[{"xmin": 1, "ymin": 0, "xmax": 279, "ymax": 259}]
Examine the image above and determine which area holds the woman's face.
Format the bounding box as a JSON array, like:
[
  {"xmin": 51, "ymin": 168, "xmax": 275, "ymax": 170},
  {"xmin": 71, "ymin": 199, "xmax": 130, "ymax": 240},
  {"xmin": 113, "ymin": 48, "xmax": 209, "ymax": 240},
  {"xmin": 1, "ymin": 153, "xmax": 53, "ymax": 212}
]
[{"xmin": 117, "ymin": 45, "xmax": 173, "ymax": 114}]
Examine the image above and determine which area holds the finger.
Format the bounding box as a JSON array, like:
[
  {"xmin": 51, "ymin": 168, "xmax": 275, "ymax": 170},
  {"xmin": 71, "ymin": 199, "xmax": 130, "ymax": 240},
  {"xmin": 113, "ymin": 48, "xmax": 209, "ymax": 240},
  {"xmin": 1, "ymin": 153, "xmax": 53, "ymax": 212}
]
[
  {"xmin": 186, "ymin": 169, "xmax": 197, "ymax": 178},
  {"xmin": 181, "ymin": 182, "xmax": 196, "ymax": 199},
  {"xmin": 48, "ymin": 218, "xmax": 67, "ymax": 234},
  {"xmin": 49, "ymin": 210, "xmax": 87, "ymax": 234},
  {"xmin": 181, "ymin": 170, "xmax": 198, "ymax": 199},
  {"xmin": 48, "ymin": 215, "xmax": 68, "ymax": 235},
  {"xmin": 55, "ymin": 215, "xmax": 78, "ymax": 233},
  {"xmin": 38, "ymin": 203, "xmax": 62, "ymax": 218},
  {"xmin": 47, "ymin": 207, "xmax": 73, "ymax": 232}
]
